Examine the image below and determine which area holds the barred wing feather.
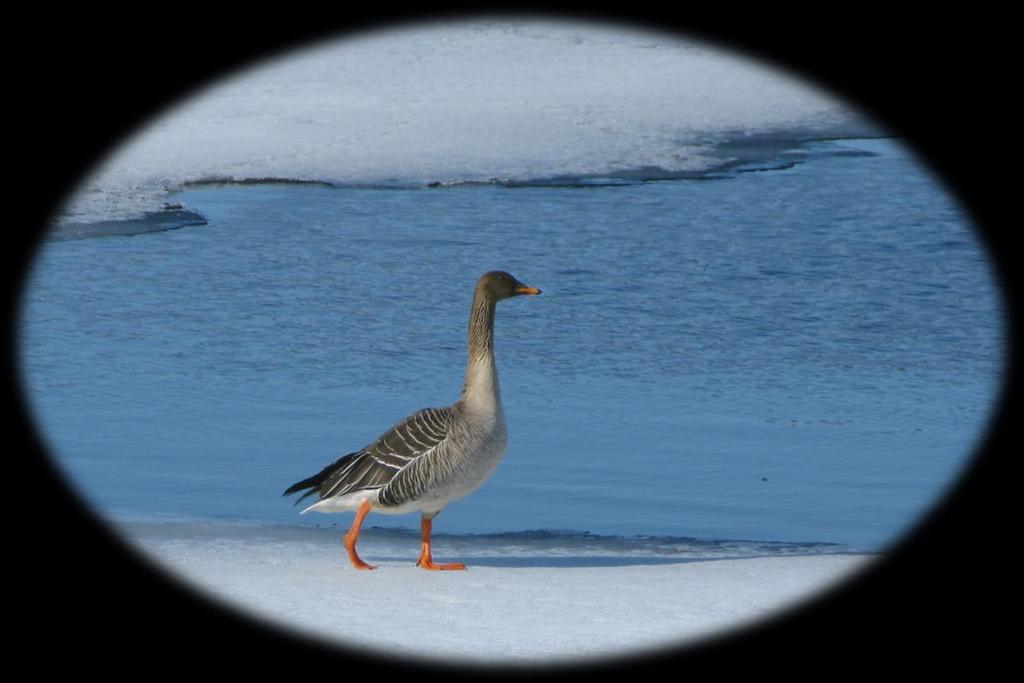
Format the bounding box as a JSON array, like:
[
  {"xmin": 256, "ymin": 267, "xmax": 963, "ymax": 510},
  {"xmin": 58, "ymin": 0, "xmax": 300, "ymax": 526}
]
[{"xmin": 313, "ymin": 407, "xmax": 455, "ymax": 502}]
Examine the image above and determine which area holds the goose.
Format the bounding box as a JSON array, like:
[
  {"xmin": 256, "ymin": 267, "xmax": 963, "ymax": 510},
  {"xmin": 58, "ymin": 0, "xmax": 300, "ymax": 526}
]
[{"xmin": 283, "ymin": 271, "xmax": 541, "ymax": 570}]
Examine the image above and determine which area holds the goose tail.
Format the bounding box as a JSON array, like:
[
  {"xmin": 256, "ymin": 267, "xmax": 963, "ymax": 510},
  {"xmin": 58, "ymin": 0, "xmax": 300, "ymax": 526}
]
[{"xmin": 283, "ymin": 451, "xmax": 360, "ymax": 506}]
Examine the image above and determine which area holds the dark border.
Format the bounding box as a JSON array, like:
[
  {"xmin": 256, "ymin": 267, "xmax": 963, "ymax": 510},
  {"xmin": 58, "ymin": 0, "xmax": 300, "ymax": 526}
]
[{"xmin": 9, "ymin": 4, "xmax": 1017, "ymax": 677}]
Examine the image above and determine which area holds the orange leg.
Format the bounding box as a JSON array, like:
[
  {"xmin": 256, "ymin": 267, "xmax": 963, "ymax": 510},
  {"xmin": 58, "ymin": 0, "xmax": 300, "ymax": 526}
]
[
  {"xmin": 416, "ymin": 515, "xmax": 466, "ymax": 570},
  {"xmin": 342, "ymin": 500, "xmax": 376, "ymax": 570}
]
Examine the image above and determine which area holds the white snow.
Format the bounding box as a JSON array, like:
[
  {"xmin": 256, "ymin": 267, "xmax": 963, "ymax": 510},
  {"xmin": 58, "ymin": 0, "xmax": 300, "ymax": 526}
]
[
  {"xmin": 121, "ymin": 521, "xmax": 875, "ymax": 665},
  {"xmin": 62, "ymin": 18, "xmax": 855, "ymax": 224}
]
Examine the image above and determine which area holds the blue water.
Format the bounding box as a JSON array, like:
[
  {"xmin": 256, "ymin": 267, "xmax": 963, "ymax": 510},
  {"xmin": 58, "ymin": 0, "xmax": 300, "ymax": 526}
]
[{"xmin": 19, "ymin": 138, "xmax": 1004, "ymax": 551}]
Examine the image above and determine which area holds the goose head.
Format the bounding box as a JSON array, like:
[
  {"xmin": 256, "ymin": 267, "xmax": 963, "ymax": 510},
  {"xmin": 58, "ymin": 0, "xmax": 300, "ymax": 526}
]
[{"xmin": 476, "ymin": 271, "xmax": 542, "ymax": 301}]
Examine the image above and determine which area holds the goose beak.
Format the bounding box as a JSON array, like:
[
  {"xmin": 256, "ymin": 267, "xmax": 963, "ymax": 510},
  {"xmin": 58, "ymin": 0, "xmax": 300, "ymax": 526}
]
[{"xmin": 515, "ymin": 286, "xmax": 542, "ymax": 296}]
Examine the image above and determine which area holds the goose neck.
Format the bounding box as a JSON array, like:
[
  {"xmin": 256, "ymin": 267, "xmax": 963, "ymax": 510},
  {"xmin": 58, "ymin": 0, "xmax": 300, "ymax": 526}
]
[{"xmin": 461, "ymin": 292, "xmax": 500, "ymax": 407}]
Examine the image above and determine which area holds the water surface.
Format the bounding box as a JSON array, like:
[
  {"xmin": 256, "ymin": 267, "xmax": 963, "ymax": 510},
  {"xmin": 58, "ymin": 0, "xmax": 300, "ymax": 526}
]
[{"xmin": 20, "ymin": 137, "xmax": 1003, "ymax": 551}]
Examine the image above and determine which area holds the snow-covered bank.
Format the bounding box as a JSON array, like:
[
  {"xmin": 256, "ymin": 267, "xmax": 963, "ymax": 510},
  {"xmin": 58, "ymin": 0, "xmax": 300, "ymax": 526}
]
[
  {"xmin": 120, "ymin": 521, "xmax": 875, "ymax": 664},
  {"xmin": 62, "ymin": 19, "xmax": 861, "ymax": 225}
]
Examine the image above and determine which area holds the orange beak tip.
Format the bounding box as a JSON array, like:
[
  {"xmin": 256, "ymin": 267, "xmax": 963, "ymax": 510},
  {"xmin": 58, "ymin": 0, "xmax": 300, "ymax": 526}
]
[{"xmin": 516, "ymin": 287, "xmax": 542, "ymax": 295}]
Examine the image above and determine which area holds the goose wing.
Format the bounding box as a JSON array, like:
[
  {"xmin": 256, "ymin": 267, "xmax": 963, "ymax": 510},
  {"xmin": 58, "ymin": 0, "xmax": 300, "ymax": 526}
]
[{"xmin": 285, "ymin": 406, "xmax": 455, "ymax": 505}]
